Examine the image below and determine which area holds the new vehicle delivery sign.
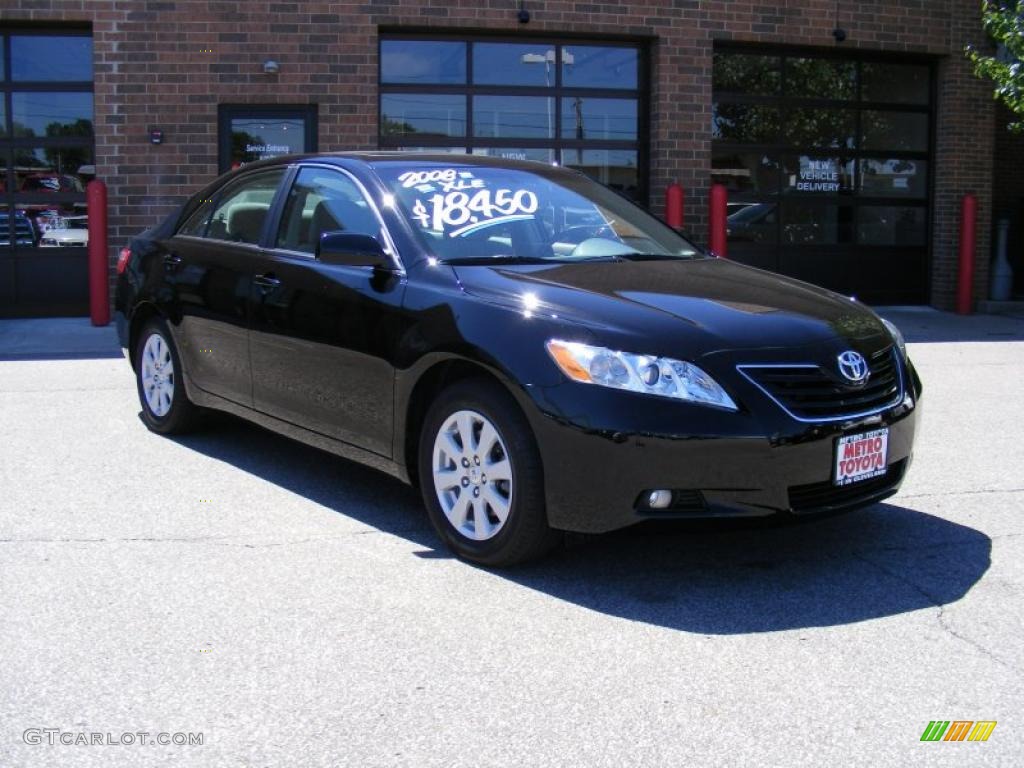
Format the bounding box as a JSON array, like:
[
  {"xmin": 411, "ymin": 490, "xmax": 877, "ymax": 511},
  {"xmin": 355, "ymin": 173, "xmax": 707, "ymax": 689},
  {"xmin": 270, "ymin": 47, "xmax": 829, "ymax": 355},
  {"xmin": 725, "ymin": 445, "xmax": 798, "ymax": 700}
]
[{"xmin": 834, "ymin": 428, "xmax": 889, "ymax": 486}]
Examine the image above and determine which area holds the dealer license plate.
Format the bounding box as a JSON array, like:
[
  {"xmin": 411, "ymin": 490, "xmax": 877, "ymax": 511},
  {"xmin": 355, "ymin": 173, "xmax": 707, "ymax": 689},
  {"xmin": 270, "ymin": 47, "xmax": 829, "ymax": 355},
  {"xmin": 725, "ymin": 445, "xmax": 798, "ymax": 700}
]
[{"xmin": 834, "ymin": 428, "xmax": 889, "ymax": 486}]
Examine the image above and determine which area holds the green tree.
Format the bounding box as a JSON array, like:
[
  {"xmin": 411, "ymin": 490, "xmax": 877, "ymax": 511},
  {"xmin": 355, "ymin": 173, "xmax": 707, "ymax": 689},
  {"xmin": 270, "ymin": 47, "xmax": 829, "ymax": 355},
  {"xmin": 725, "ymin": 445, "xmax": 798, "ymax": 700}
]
[
  {"xmin": 967, "ymin": 0, "xmax": 1024, "ymax": 132},
  {"xmin": 44, "ymin": 119, "xmax": 94, "ymax": 174}
]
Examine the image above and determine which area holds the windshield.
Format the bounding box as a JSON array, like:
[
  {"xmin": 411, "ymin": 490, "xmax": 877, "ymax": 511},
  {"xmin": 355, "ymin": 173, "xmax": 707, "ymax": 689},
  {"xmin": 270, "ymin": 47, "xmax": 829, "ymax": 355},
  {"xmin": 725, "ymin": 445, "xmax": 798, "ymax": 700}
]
[{"xmin": 374, "ymin": 161, "xmax": 703, "ymax": 263}]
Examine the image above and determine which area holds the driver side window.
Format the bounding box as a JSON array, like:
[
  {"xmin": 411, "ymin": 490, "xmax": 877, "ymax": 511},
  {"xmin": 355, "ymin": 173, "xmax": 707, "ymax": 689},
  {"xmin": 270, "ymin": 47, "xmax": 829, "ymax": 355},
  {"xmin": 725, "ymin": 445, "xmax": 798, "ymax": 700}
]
[{"xmin": 276, "ymin": 167, "xmax": 380, "ymax": 254}]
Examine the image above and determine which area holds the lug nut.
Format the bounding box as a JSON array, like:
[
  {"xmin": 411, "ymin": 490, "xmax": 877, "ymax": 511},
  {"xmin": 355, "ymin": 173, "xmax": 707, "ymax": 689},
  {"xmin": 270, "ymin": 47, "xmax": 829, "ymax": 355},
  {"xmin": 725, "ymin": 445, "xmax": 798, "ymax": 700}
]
[
  {"xmin": 461, "ymin": 457, "xmax": 470, "ymax": 467},
  {"xmin": 473, "ymin": 488, "xmax": 480, "ymax": 497},
  {"xmin": 461, "ymin": 477, "xmax": 469, "ymax": 487}
]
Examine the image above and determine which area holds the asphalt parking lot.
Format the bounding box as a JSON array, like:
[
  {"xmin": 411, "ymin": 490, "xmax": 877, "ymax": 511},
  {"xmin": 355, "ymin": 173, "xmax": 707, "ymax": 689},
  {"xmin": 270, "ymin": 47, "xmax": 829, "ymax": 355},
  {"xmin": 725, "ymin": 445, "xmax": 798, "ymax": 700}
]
[{"xmin": 1, "ymin": 308, "xmax": 1022, "ymax": 767}]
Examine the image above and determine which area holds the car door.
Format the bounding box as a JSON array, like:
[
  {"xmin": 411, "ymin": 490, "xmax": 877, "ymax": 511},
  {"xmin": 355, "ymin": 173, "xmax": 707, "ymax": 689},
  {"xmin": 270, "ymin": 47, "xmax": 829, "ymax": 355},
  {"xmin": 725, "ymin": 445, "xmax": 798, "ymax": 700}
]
[
  {"xmin": 161, "ymin": 168, "xmax": 287, "ymax": 407},
  {"xmin": 247, "ymin": 164, "xmax": 406, "ymax": 456}
]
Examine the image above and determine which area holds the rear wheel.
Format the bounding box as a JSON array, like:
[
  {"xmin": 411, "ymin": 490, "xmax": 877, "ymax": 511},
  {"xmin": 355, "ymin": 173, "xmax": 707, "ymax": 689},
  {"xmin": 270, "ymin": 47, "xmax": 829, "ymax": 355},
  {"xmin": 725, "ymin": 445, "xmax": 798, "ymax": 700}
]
[
  {"xmin": 419, "ymin": 379, "xmax": 560, "ymax": 566},
  {"xmin": 135, "ymin": 318, "xmax": 201, "ymax": 434}
]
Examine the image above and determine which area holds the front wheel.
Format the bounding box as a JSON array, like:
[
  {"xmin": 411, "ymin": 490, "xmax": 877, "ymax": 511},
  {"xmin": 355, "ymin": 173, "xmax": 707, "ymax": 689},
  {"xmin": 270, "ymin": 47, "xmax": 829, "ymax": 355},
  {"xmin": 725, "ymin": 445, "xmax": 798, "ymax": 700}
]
[
  {"xmin": 135, "ymin": 318, "xmax": 202, "ymax": 434},
  {"xmin": 418, "ymin": 379, "xmax": 560, "ymax": 566}
]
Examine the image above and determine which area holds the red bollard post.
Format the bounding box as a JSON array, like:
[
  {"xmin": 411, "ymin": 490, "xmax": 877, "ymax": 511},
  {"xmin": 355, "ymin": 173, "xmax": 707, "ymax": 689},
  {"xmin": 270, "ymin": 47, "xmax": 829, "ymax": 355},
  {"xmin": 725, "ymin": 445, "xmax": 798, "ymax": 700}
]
[
  {"xmin": 956, "ymin": 194, "xmax": 976, "ymax": 316},
  {"xmin": 708, "ymin": 183, "xmax": 728, "ymax": 258},
  {"xmin": 665, "ymin": 181, "xmax": 685, "ymax": 230},
  {"xmin": 87, "ymin": 180, "xmax": 110, "ymax": 326}
]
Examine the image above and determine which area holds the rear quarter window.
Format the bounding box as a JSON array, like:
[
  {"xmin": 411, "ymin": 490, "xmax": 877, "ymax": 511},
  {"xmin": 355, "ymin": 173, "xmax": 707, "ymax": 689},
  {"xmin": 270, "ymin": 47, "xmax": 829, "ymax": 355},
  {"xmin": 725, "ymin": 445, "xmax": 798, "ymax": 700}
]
[{"xmin": 177, "ymin": 198, "xmax": 215, "ymax": 237}]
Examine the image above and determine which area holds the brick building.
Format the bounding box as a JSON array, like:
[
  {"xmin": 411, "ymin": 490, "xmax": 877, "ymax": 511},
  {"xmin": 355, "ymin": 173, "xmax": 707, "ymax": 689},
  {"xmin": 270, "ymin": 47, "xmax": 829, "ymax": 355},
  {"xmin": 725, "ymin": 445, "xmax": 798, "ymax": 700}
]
[{"xmin": 1, "ymin": 0, "xmax": 1021, "ymax": 316}]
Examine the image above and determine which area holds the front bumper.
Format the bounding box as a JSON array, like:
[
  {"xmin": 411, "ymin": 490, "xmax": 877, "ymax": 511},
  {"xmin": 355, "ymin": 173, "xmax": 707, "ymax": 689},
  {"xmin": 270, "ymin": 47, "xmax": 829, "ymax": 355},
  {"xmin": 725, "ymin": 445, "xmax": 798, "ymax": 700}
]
[{"xmin": 523, "ymin": 362, "xmax": 920, "ymax": 534}]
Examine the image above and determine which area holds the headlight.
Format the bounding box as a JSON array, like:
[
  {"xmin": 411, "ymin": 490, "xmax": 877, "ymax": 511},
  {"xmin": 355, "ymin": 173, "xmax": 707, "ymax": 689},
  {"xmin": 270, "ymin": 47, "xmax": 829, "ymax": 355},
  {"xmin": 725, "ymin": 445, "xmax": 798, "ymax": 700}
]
[
  {"xmin": 881, "ymin": 318, "xmax": 907, "ymax": 359},
  {"xmin": 545, "ymin": 339, "xmax": 738, "ymax": 411}
]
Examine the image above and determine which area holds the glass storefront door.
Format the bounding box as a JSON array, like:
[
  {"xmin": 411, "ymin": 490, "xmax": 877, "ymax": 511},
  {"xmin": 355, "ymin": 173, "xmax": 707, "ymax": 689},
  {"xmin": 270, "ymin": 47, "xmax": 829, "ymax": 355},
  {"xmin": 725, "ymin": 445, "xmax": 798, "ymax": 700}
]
[
  {"xmin": 0, "ymin": 29, "xmax": 94, "ymax": 317},
  {"xmin": 712, "ymin": 47, "xmax": 933, "ymax": 304}
]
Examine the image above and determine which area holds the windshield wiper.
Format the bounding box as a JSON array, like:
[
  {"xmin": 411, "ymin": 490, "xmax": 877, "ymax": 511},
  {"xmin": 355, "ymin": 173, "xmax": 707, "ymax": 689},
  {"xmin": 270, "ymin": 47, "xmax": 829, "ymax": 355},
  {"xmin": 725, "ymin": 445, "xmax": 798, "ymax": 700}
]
[
  {"xmin": 438, "ymin": 254, "xmax": 622, "ymax": 266},
  {"xmin": 436, "ymin": 256, "xmax": 556, "ymax": 266},
  {"xmin": 614, "ymin": 252, "xmax": 703, "ymax": 261}
]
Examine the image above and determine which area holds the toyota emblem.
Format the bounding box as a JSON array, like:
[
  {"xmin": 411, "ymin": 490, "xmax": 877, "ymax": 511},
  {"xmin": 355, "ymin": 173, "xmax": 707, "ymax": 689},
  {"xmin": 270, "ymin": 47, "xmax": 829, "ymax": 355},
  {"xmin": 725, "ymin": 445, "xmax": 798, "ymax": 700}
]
[{"xmin": 837, "ymin": 350, "xmax": 869, "ymax": 384}]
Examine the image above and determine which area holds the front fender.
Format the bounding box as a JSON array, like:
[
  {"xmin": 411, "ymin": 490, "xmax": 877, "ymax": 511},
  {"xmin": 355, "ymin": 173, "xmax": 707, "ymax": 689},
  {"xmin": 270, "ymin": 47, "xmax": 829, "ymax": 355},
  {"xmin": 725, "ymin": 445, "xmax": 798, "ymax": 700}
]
[{"xmin": 392, "ymin": 264, "xmax": 598, "ymax": 476}]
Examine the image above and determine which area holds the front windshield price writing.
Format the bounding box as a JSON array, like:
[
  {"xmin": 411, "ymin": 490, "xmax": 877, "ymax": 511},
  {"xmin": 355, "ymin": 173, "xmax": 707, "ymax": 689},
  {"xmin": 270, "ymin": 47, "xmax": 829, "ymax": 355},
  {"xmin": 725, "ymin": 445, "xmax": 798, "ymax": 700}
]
[{"xmin": 411, "ymin": 188, "xmax": 539, "ymax": 236}]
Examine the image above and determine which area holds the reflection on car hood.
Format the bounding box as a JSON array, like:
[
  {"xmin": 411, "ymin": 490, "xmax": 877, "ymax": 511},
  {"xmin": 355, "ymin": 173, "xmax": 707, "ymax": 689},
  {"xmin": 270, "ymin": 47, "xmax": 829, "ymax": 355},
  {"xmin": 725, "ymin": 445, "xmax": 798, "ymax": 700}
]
[{"xmin": 452, "ymin": 257, "xmax": 891, "ymax": 354}]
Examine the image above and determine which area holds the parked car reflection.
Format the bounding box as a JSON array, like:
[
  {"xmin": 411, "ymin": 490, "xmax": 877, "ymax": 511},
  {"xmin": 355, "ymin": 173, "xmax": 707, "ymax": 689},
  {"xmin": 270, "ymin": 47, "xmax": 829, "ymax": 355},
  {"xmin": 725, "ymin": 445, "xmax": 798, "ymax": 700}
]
[
  {"xmin": 0, "ymin": 211, "xmax": 38, "ymax": 247},
  {"xmin": 39, "ymin": 215, "xmax": 89, "ymax": 247},
  {"xmin": 727, "ymin": 202, "xmax": 777, "ymax": 243}
]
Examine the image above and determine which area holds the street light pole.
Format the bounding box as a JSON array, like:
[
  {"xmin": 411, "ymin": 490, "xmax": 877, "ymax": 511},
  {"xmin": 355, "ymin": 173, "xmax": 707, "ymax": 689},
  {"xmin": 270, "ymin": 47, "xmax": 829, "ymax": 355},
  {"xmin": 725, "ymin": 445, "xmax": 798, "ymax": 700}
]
[
  {"xmin": 520, "ymin": 49, "xmax": 574, "ymax": 165},
  {"xmin": 520, "ymin": 50, "xmax": 556, "ymax": 148}
]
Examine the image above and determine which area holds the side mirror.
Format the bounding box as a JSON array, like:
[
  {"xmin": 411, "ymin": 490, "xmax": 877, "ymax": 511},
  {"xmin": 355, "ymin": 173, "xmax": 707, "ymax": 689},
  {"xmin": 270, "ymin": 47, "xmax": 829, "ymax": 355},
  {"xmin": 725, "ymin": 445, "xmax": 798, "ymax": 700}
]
[{"xmin": 317, "ymin": 230, "xmax": 392, "ymax": 269}]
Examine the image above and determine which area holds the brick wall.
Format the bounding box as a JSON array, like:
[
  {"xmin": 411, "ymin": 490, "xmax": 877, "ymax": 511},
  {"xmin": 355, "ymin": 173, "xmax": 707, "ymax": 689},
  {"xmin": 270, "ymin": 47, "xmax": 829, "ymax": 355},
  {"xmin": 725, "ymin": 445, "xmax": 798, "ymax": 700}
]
[
  {"xmin": 1, "ymin": 0, "xmax": 994, "ymax": 308},
  {"xmin": 931, "ymin": 0, "xmax": 996, "ymax": 309}
]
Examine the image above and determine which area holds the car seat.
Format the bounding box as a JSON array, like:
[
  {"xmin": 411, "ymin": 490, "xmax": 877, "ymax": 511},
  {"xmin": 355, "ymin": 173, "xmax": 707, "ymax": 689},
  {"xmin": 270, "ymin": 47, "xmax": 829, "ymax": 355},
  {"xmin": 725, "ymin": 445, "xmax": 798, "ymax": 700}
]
[{"xmin": 226, "ymin": 203, "xmax": 269, "ymax": 244}]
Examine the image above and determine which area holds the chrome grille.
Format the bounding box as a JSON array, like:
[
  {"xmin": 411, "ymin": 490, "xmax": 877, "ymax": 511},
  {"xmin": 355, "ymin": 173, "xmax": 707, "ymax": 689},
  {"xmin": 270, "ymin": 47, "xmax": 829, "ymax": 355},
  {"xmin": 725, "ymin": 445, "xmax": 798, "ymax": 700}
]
[{"xmin": 738, "ymin": 347, "xmax": 903, "ymax": 422}]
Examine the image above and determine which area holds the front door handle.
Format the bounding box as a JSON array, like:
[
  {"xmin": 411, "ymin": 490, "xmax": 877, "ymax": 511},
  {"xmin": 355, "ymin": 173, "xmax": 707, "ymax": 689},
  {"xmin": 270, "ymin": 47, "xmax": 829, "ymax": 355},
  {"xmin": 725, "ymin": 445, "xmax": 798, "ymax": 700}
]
[{"xmin": 254, "ymin": 272, "xmax": 281, "ymax": 290}]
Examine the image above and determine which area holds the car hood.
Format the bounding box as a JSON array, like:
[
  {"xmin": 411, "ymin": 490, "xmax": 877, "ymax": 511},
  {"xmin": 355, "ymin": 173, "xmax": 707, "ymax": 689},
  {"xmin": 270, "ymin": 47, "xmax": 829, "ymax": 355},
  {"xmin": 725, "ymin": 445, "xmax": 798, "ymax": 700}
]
[
  {"xmin": 45, "ymin": 229, "xmax": 89, "ymax": 240},
  {"xmin": 451, "ymin": 257, "xmax": 891, "ymax": 356}
]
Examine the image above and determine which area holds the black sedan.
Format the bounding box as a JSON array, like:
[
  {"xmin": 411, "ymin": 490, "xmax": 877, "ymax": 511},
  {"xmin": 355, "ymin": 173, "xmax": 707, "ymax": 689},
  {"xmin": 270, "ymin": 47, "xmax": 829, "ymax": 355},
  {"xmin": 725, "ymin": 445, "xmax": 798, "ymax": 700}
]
[{"xmin": 115, "ymin": 153, "xmax": 921, "ymax": 566}]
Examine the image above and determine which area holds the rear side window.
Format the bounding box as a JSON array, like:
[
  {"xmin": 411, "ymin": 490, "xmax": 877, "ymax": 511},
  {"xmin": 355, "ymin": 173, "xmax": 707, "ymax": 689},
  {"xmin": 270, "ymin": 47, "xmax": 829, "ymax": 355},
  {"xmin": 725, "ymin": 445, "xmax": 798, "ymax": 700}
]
[
  {"xmin": 203, "ymin": 169, "xmax": 285, "ymax": 244},
  {"xmin": 276, "ymin": 167, "xmax": 381, "ymax": 254}
]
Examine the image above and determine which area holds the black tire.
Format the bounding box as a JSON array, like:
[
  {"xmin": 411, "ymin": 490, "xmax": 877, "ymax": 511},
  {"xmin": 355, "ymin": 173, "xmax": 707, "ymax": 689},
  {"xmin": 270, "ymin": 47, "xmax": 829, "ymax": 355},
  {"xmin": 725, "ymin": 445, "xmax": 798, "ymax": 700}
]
[
  {"xmin": 418, "ymin": 378, "xmax": 561, "ymax": 567},
  {"xmin": 135, "ymin": 318, "xmax": 202, "ymax": 435}
]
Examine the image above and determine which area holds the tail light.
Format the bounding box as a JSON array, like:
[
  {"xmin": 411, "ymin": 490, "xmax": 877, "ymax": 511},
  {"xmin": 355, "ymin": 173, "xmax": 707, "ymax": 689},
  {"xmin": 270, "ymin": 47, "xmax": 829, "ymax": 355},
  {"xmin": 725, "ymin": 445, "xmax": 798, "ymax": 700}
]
[{"xmin": 116, "ymin": 246, "xmax": 131, "ymax": 274}]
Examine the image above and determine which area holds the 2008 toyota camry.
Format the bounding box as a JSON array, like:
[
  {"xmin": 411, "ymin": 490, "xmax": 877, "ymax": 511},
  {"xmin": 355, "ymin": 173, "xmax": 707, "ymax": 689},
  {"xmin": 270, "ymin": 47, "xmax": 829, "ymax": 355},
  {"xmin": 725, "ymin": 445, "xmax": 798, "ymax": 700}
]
[{"xmin": 115, "ymin": 153, "xmax": 921, "ymax": 566}]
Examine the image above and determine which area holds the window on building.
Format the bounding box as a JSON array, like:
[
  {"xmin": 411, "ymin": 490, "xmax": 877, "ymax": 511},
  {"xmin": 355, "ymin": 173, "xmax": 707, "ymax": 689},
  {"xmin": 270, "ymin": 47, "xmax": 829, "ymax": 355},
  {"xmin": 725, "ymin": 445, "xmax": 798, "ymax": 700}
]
[
  {"xmin": 0, "ymin": 28, "xmax": 94, "ymax": 317},
  {"xmin": 379, "ymin": 36, "xmax": 647, "ymax": 202},
  {"xmin": 218, "ymin": 105, "xmax": 317, "ymax": 174},
  {"xmin": 712, "ymin": 47, "xmax": 933, "ymax": 303}
]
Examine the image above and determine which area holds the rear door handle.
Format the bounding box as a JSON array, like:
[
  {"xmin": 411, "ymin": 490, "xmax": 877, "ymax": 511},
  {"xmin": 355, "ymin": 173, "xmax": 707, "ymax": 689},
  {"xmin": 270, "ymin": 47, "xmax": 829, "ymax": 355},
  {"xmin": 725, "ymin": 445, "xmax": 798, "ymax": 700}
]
[
  {"xmin": 254, "ymin": 272, "xmax": 281, "ymax": 290},
  {"xmin": 163, "ymin": 253, "xmax": 182, "ymax": 270}
]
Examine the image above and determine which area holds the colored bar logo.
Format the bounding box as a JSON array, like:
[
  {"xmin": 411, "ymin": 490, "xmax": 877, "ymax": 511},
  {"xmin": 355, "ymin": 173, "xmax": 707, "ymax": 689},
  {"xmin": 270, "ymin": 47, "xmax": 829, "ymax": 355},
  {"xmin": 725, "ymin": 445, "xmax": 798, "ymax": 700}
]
[{"xmin": 920, "ymin": 721, "xmax": 997, "ymax": 742}]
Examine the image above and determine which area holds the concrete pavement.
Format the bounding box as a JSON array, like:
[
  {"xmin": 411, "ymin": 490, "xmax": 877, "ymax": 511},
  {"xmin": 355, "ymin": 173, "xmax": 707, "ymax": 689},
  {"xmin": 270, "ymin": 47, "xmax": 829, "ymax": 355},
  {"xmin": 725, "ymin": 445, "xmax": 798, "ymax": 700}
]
[{"xmin": 0, "ymin": 309, "xmax": 1021, "ymax": 767}]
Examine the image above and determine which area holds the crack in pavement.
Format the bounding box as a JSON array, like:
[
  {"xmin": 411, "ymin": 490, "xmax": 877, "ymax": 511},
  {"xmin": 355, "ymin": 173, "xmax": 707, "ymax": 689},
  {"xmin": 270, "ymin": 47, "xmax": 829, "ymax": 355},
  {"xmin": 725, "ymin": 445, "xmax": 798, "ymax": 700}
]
[
  {"xmin": 851, "ymin": 550, "xmax": 1014, "ymax": 673},
  {"xmin": 898, "ymin": 487, "xmax": 1024, "ymax": 500},
  {"xmin": 222, "ymin": 529, "xmax": 430, "ymax": 548},
  {"xmin": 862, "ymin": 533, "xmax": 1022, "ymax": 554},
  {"xmin": 0, "ymin": 535, "xmax": 236, "ymax": 544},
  {"xmin": 0, "ymin": 386, "xmax": 134, "ymax": 393},
  {"xmin": 3, "ymin": 530, "xmax": 1013, "ymax": 555},
  {"xmin": 0, "ymin": 530, "xmax": 429, "ymax": 546}
]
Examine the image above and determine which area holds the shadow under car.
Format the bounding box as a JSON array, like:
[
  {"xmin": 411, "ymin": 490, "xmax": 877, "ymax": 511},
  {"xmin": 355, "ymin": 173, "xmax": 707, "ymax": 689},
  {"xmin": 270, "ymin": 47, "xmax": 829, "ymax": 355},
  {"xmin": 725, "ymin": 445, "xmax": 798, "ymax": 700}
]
[{"xmin": 168, "ymin": 412, "xmax": 991, "ymax": 635}]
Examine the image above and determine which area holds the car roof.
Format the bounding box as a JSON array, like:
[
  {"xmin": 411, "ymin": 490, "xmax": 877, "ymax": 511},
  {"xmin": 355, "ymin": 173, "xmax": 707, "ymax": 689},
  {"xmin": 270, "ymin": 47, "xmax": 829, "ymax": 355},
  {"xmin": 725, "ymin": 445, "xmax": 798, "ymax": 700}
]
[
  {"xmin": 233, "ymin": 151, "xmax": 571, "ymax": 174},
  {"xmin": 170, "ymin": 151, "xmax": 581, "ymax": 242}
]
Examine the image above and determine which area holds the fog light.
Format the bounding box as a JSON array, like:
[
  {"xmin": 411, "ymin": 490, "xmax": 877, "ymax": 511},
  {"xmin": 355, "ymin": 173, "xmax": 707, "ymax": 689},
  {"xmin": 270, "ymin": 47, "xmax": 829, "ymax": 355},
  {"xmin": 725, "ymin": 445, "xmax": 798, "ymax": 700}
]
[{"xmin": 647, "ymin": 490, "xmax": 672, "ymax": 509}]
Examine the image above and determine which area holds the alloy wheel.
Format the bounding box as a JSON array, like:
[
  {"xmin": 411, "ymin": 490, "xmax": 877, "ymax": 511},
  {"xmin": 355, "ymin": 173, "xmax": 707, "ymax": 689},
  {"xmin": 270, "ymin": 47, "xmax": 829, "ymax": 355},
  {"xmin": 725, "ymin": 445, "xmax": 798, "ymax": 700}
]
[
  {"xmin": 140, "ymin": 332, "xmax": 175, "ymax": 418},
  {"xmin": 431, "ymin": 409, "xmax": 514, "ymax": 541}
]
